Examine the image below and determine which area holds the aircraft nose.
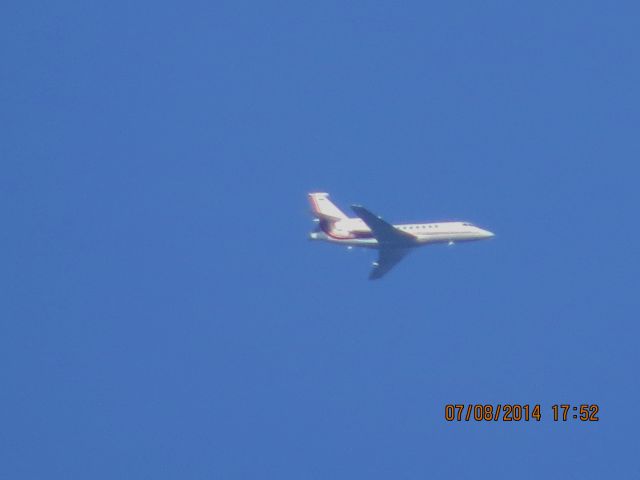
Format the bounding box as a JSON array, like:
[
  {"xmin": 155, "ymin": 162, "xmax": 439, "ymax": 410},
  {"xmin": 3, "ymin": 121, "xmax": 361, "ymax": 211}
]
[{"xmin": 482, "ymin": 229, "xmax": 495, "ymax": 238}]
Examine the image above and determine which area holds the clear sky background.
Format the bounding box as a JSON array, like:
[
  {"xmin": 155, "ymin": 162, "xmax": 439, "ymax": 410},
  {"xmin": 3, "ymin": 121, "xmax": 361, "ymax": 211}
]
[{"xmin": 2, "ymin": 1, "xmax": 639, "ymax": 478}]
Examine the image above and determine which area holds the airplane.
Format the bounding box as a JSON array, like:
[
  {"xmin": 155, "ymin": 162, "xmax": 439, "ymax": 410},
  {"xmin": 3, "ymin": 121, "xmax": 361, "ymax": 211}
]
[{"xmin": 308, "ymin": 192, "xmax": 495, "ymax": 280}]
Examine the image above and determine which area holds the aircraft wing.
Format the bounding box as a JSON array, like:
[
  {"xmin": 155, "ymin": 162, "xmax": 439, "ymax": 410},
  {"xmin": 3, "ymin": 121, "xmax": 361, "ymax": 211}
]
[
  {"xmin": 350, "ymin": 205, "xmax": 416, "ymax": 245},
  {"xmin": 369, "ymin": 248, "xmax": 411, "ymax": 280}
]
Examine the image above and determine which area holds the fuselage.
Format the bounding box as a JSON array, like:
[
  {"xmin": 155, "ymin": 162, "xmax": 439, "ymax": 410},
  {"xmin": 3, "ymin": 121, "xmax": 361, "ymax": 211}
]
[{"xmin": 309, "ymin": 217, "xmax": 494, "ymax": 248}]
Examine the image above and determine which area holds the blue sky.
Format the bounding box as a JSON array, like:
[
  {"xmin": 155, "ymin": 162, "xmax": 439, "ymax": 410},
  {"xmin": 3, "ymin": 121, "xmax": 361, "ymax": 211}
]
[{"xmin": 2, "ymin": 1, "xmax": 639, "ymax": 478}]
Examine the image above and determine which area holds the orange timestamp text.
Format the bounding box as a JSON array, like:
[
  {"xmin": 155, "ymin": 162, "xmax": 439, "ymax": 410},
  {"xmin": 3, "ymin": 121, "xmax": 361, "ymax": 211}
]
[{"xmin": 444, "ymin": 404, "xmax": 600, "ymax": 422}]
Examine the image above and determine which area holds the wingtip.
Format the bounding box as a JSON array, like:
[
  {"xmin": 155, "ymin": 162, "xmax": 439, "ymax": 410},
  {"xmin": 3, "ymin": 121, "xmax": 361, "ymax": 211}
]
[
  {"xmin": 368, "ymin": 262, "xmax": 384, "ymax": 280},
  {"xmin": 351, "ymin": 204, "xmax": 372, "ymax": 217}
]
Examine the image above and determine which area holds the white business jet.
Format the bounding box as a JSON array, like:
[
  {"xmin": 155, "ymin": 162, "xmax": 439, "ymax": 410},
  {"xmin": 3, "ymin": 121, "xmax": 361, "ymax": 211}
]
[{"xmin": 308, "ymin": 192, "xmax": 494, "ymax": 279}]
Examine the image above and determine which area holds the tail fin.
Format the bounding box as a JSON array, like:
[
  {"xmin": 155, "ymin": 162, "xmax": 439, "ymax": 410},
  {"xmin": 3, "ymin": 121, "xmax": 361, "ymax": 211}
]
[{"xmin": 308, "ymin": 192, "xmax": 348, "ymax": 221}]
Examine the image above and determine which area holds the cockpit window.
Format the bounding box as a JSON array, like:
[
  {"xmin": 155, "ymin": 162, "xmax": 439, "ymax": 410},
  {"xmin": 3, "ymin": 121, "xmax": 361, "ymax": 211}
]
[{"xmin": 462, "ymin": 223, "xmax": 473, "ymax": 226}]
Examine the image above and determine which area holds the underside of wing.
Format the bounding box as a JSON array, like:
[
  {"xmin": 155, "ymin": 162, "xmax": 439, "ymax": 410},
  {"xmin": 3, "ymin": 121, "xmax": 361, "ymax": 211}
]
[
  {"xmin": 369, "ymin": 248, "xmax": 411, "ymax": 280},
  {"xmin": 350, "ymin": 205, "xmax": 416, "ymax": 246}
]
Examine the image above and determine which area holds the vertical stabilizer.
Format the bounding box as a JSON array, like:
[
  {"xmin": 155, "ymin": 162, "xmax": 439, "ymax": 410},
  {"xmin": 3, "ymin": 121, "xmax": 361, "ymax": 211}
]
[{"xmin": 308, "ymin": 193, "xmax": 349, "ymax": 221}]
